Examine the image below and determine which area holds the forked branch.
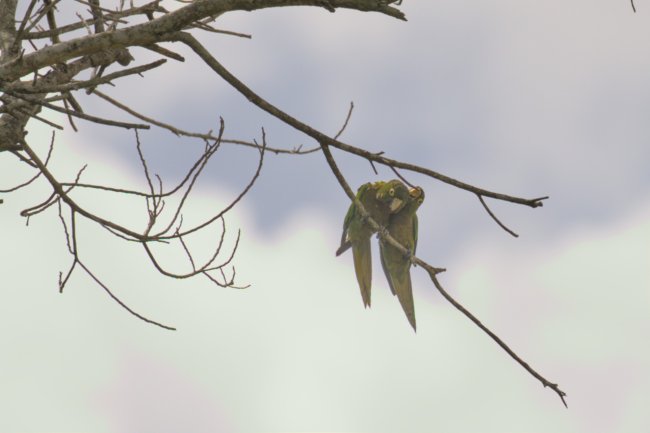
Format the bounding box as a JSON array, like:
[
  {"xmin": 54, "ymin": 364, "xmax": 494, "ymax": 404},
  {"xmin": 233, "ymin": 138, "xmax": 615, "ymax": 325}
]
[
  {"xmin": 10, "ymin": 117, "xmax": 262, "ymax": 328},
  {"xmin": 174, "ymin": 32, "xmax": 546, "ymax": 210},
  {"xmin": 1, "ymin": 3, "xmax": 565, "ymax": 405},
  {"xmin": 173, "ymin": 30, "xmax": 565, "ymax": 406},
  {"xmin": 320, "ymin": 142, "xmax": 566, "ymax": 406}
]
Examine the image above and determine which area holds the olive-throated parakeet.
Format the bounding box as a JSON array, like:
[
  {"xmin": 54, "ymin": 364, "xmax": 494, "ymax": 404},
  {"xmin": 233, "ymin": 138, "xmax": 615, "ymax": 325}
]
[
  {"xmin": 379, "ymin": 185, "xmax": 424, "ymax": 331},
  {"xmin": 336, "ymin": 180, "xmax": 407, "ymax": 308}
]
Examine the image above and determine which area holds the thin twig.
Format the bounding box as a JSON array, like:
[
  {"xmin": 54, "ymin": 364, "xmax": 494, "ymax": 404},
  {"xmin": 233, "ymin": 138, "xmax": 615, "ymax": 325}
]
[
  {"xmin": 146, "ymin": 119, "xmax": 226, "ymax": 238},
  {"xmin": 43, "ymin": 0, "xmax": 61, "ymax": 44},
  {"xmin": 156, "ymin": 126, "xmax": 266, "ymax": 239},
  {"xmin": 57, "ymin": 204, "xmax": 77, "ymax": 292},
  {"xmin": 0, "ymin": 131, "xmax": 55, "ymax": 193},
  {"xmin": 135, "ymin": 130, "xmax": 155, "ymax": 197},
  {"xmin": 77, "ymin": 259, "xmax": 176, "ymax": 330},
  {"xmin": 333, "ymin": 101, "xmax": 354, "ymax": 140},
  {"xmin": 176, "ymin": 234, "xmax": 197, "ymax": 272},
  {"xmin": 428, "ymin": 272, "xmax": 567, "ymax": 407},
  {"xmin": 62, "ymin": 96, "xmax": 79, "ymax": 132},
  {"xmin": 9, "ymin": 106, "xmax": 64, "ymax": 130},
  {"xmin": 24, "ymin": 0, "xmax": 63, "ymax": 35},
  {"xmin": 388, "ymin": 166, "xmax": 415, "ymax": 188},
  {"xmin": 144, "ymin": 44, "xmax": 184, "ymax": 61},
  {"xmin": 20, "ymin": 140, "xmax": 147, "ymax": 239},
  {"xmin": 188, "ymin": 22, "xmax": 252, "ymax": 39},
  {"xmin": 5, "ymin": 59, "xmax": 167, "ymax": 94},
  {"xmin": 24, "ymin": 1, "xmax": 164, "ymax": 39},
  {"xmin": 141, "ymin": 129, "xmax": 265, "ymax": 279},
  {"xmin": 477, "ymin": 194, "xmax": 519, "ymax": 238},
  {"xmin": 91, "ymin": 89, "xmax": 318, "ymax": 155},
  {"xmin": 55, "ymin": 201, "xmax": 176, "ymax": 329},
  {"xmin": 12, "ymin": 0, "xmax": 39, "ymax": 51},
  {"xmin": 4, "ymin": 90, "xmax": 150, "ymax": 130},
  {"xmin": 88, "ymin": 0, "xmax": 106, "ymax": 33}
]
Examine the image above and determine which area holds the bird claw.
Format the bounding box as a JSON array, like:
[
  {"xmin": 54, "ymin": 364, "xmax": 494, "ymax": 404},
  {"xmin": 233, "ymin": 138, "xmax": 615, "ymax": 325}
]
[
  {"xmin": 378, "ymin": 226, "xmax": 390, "ymax": 240},
  {"xmin": 402, "ymin": 249, "xmax": 419, "ymax": 267}
]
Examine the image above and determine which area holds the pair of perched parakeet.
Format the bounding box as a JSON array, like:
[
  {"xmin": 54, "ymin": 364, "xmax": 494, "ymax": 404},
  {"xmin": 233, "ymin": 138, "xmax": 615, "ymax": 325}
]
[{"xmin": 336, "ymin": 179, "xmax": 424, "ymax": 331}]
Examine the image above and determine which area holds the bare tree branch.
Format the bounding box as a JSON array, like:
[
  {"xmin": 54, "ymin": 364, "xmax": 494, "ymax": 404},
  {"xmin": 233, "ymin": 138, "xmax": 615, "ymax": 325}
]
[
  {"xmin": 0, "ymin": 1, "xmax": 404, "ymax": 82},
  {"xmin": 1, "ymin": 1, "xmax": 565, "ymax": 407},
  {"xmin": 173, "ymin": 24, "xmax": 561, "ymax": 406},
  {"xmin": 174, "ymin": 31, "xmax": 546, "ymax": 209},
  {"xmin": 91, "ymin": 89, "xmax": 316, "ymax": 155},
  {"xmin": 4, "ymin": 59, "xmax": 167, "ymax": 94},
  {"xmin": 12, "ymin": 0, "xmax": 39, "ymax": 51},
  {"xmin": 0, "ymin": 131, "xmax": 53, "ymax": 193},
  {"xmin": 4, "ymin": 89, "xmax": 151, "ymax": 130},
  {"xmin": 428, "ymin": 273, "xmax": 567, "ymax": 407},
  {"xmin": 319, "ymin": 140, "xmax": 566, "ymax": 406},
  {"xmin": 24, "ymin": 2, "xmax": 158, "ymax": 40},
  {"xmin": 477, "ymin": 194, "xmax": 519, "ymax": 238}
]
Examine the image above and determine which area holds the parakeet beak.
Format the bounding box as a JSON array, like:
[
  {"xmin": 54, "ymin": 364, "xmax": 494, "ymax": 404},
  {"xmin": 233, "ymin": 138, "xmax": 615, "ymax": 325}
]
[
  {"xmin": 408, "ymin": 187, "xmax": 423, "ymax": 199},
  {"xmin": 390, "ymin": 198, "xmax": 404, "ymax": 212}
]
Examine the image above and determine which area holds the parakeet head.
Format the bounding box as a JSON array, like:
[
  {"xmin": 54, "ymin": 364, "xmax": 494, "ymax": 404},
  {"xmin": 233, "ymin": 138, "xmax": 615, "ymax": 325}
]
[
  {"xmin": 376, "ymin": 179, "xmax": 409, "ymax": 213},
  {"xmin": 408, "ymin": 186, "xmax": 425, "ymax": 208}
]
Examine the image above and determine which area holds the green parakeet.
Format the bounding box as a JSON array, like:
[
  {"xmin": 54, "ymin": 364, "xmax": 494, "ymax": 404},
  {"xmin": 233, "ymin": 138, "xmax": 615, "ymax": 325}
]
[
  {"xmin": 379, "ymin": 186, "xmax": 424, "ymax": 331},
  {"xmin": 336, "ymin": 180, "xmax": 407, "ymax": 308}
]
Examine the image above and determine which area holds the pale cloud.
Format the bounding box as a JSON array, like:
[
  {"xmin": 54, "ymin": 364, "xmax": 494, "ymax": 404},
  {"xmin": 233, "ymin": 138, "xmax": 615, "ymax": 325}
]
[
  {"xmin": 2, "ymin": 124, "xmax": 649, "ymax": 431},
  {"xmin": 448, "ymin": 200, "xmax": 650, "ymax": 433}
]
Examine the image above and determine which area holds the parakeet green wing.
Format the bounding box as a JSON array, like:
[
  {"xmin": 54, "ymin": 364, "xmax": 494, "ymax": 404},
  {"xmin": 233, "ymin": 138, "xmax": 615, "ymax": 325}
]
[
  {"xmin": 335, "ymin": 181, "xmax": 395, "ymax": 308},
  {"xmin": 335, "ymin": 193, "xmax": 358, "ymax": 257},
  {"xmin": 379, "ymin": 186, "xmax": 424, "ymax": 331},
  {"xmin": 376, "ymin": 180, "xmax": 411, "ymax": 297}
]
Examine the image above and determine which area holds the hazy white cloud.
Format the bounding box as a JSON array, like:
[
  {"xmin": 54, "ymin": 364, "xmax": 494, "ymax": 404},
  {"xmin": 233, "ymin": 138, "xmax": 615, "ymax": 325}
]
[{"xmin": 2, "ymin": 117, "xmax": 649, "ymax": 431}]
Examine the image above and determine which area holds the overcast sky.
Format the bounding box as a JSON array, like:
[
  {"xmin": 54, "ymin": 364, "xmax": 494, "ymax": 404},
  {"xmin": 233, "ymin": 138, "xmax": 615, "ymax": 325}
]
[{"xmin": 1, "ymin": 1, "xmax": 650, "ymax": 432}]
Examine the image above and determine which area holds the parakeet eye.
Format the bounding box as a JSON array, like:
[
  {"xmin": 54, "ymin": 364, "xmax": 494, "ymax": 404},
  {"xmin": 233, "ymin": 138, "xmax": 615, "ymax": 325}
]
[{"xmin": 389, "ymin": 188, "xmax": 395, "ymax": 196}]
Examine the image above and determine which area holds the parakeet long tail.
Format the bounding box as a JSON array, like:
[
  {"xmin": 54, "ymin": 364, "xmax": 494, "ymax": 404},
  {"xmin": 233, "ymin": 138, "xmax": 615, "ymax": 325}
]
[
  {"xmin": 392, "ymin": 268, "xmax": 416, "ymax": 331},
  {"xmin": 352, "ymin": 239, "xmax": 372, "ymax": 308},
  {"xmin": 380, "ymin": 244, "xmax": 397, "ymax": 296}
]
